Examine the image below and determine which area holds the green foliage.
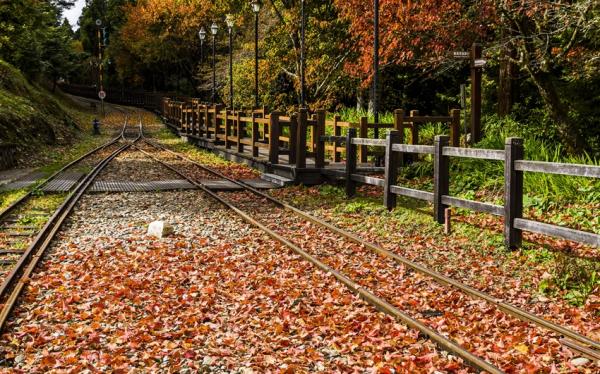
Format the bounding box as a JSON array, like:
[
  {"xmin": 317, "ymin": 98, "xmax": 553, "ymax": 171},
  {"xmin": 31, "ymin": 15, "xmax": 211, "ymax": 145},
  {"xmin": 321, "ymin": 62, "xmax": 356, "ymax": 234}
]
[
  {"xmin": 539, "ymin": 253, "xmax": 600, "ymax": 307},
  {"xmin": 393, "ymin": 113, "xmax": 600, "ymax": 204},
  {"xmin": 0, "ymin": 0, "xmax": 80, "ymax": 82},
  {"xmin": 0, "ymin": 59, "xmax": 93, "ymax": 155}
]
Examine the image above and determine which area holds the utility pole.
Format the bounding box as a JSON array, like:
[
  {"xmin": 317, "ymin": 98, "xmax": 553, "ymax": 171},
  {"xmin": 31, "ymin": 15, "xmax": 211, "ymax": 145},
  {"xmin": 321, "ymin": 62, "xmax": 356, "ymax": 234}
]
[
  {"xmin": 96, "ymin": 19, "xmax": 105, "ymax": 116},
  {"xmin": 373, "ymin": 0, "xmax": 380, "ymax": 136},
  {"xmin": 300, "ymin": 0, "xmax": 306, "ymax": 108}
]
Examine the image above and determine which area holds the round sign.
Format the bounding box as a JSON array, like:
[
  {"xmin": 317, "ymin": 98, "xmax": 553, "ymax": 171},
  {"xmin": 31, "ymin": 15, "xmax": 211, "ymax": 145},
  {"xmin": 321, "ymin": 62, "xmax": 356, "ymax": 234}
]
[
  {"xmin": 95, "ymin": 19, "xmax": 102, "ymax": 26},
  {"xmin": 98, "ymin": 90, "xmax": 106, "ymax": 100}
]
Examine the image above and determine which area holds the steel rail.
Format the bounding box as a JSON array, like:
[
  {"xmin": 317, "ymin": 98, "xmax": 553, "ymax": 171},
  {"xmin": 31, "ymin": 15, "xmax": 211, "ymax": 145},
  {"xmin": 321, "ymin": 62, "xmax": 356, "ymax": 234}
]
[
  {"xmin": 135, "ymin": 145, "xmax": 502, "ymax": 373},
  {"xmin": 0, "ymin": 119, "xmax": 141, "ymax": 331},
  {"xmin": 0, "ymin": 142, "xmax": 133, "ymax": 330},
  {"xmin": 144, "ymin": 138, "xmax": 600, "ymax": 357}
]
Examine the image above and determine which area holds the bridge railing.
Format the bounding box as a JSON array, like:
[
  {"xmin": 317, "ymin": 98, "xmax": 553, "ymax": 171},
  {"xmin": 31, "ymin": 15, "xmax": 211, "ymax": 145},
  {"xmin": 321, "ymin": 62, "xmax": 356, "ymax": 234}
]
[
  {"xmin": 321, "ymin": 129, "xmax": 600, "ymax": 249},
  {"xmin": 162, "ymin": 98, "xmax": 329, "ymax": 168},
  {"xmin": 162, "ymin": 95, "xmax": 462, "ymax": 169}
]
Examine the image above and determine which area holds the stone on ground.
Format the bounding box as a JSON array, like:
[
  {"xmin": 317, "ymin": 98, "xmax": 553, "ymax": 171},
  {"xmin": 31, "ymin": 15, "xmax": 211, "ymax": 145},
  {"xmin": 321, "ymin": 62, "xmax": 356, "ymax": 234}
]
[{"xmin": 147, "ymin": 220, "xmax": 173, "ymax": 238}]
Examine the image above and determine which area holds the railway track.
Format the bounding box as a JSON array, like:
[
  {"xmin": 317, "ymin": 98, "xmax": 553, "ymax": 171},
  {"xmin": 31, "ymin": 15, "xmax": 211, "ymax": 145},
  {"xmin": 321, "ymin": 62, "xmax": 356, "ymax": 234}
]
[
  {"xmin": 0, "ymin": 104, "xmax": 597, "ymax": 371},
  {"xmin": 0, "ymin": 116, "xmax": 142, "ymax": 331},
  {"xmin": 138, "ymin": 137, "xmax": 600, "ymax": 371}
]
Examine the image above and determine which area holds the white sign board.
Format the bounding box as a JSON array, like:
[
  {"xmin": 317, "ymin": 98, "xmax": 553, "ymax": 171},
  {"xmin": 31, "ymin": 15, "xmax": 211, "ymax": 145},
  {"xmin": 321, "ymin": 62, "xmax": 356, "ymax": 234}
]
[
  {"xmin": 452, "ymin": 51, "xmax": 470, "ymax": 60},
  {"xmin": 98, "ymin": 90, "xmax": 106, "ymax": 100}
]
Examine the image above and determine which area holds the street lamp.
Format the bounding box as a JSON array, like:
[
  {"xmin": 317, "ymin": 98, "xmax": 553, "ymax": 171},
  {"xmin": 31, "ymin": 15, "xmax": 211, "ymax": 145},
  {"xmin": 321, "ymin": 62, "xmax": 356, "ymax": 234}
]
[
  {"xmin": 300, "ymin": 0, "xmax": 306, "ymax": 108},
  {"xmin": 251, "ymin": 0, "xmax": 261, "ymax": 108},
  {"xmin": 226, "ymin": 15, "xmax": 235, "ymax": 109},
  {"xmin": 198, "ymin": 27, "xmax": 206, "ymax": 100},
  {"xmin": 198, "ymin": 27, "xmax": 206, "ymax": 62},
  {"xmin": 210, "ymin": 22, "xmax": 218, "ymax": 104}
]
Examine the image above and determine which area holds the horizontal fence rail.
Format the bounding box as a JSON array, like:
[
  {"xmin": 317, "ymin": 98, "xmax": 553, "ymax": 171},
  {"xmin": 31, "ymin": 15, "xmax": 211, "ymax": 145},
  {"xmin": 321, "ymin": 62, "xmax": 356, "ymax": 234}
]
[{"xmin": 340, "ymin": 130, "xmax": 599, "ymax": 249}]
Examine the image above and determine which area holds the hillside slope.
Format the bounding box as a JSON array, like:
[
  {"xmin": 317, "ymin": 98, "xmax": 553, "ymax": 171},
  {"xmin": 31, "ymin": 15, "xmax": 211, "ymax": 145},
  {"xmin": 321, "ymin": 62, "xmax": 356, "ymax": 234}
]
[{"xmin": 0, "ymin": 60, "xmax": 82, "ymax": 165}]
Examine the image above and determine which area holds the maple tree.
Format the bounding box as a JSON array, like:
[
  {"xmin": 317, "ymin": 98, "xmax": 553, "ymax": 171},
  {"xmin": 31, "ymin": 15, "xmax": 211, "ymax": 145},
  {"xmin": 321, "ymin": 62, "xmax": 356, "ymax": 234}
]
[
  {"xmin": 332, "ymin": 0, "xmax": 492, "ymax": 86},
  {"xmin": 107, "ymin": 0, "xmax": 215, "ymax": 90}
]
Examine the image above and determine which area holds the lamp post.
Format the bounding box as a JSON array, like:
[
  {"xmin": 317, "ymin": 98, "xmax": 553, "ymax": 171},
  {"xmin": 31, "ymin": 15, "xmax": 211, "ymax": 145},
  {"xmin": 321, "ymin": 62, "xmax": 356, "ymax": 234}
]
[
  {"xmin": 198, "ymin": 27, "xmax": 206, "ymax": 63},
  {"xmin": 198, "ymin": 27, "xmax": 206, "ymax": 100},
  {"xmin": 251, "ymin": 0, "xmax": 261, "ymax": 109},
  {"xmin": 300, "ymin": 0, "xmax": 306, "ymax": 108},
  {"xmin": 210, "ymin": 22, "xmax": 218, "ymax": 104},
  {"xmin": 226, "ymin": 15, "xmax": 234, "ymax": 109},
  {"xmin": 373, "ymin": 0, "xmax": 379, "ymax": 138},
  {"xmin": 95, "ymin": 18, "xmax": 105, "ymax": 116}
]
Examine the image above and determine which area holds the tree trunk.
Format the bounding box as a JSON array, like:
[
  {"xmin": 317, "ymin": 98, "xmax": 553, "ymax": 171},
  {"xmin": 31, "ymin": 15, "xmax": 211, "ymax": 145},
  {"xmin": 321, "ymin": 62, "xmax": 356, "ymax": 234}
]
[
  {"xmin": 356, "ymin": 86, "xmax": 366, "ymax": 111},
  {"xmin": 530, "ymin": 71, "xmax": 585, "ymax": 153},
  {"xmin": 498, "ymin": 46, "xmax": 517, "ymax": 117}
]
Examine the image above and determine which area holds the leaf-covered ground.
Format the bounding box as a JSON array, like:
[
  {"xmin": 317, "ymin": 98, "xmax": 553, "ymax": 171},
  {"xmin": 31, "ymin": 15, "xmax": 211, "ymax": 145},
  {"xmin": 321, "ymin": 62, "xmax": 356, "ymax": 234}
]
[
  {"xmin": 0, "ymin": 191, "xmax": 467, "ymax": 372},
  {"xmin": 269, "ymin": 185, "xmax": 600, "ymax": 350}
]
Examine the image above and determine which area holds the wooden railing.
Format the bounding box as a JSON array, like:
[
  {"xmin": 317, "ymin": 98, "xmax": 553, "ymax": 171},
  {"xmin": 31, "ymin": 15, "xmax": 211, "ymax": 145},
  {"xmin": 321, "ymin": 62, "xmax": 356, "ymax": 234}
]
[
  {"xmin": 321, "ymin": 109, "xmax": 461, "ymax": 163},
  {"xmin": 321, "ymin": 129, "xmax": 600, "ymax": 249},
  {"xmin": 0, "ymin": 143, "xmax": 17, "ymax": 170},
  {"xmin": 162, "ymin": 98, "xmax": 327, "ymax": 168},
  {"xmin": 163, "ymin": 96, "xmax": 462, "ymax": 168}
]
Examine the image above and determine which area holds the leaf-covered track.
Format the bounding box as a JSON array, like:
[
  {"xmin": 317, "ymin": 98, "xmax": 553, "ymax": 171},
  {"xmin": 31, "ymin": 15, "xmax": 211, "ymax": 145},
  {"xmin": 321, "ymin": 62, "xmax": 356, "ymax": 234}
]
[
  {"xmin": 0, "ymin": 116, "xmax": 143, "ymax": 332},
  {"xmin": 141, "ymin": 138, "xmax": 600, "ymax": 370}
]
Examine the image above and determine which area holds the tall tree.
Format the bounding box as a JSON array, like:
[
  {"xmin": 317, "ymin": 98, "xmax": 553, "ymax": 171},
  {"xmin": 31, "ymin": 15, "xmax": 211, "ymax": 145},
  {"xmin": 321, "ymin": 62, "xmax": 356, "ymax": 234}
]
[{"xmin": 492, "ymin": 0, "xmax": 599, "ymax": 153}]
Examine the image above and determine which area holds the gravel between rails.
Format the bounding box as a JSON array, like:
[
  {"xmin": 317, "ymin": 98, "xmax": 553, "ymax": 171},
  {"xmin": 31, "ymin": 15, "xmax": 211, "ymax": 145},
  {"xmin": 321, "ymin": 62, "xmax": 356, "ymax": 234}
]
[
  {"xmin": 217, "ymin": 190, "xmax": 597, "ymax": 372},
  {"xmin": 136, "ymin": 142, "xmax": 219, "ymax": 181},
  {"xmin": 95, "ymin": 148, "xmax": 182, "ymax": 182},
  {"xmin": 0, "ymin": 191, "xmax": 469, "ymax": 372}
]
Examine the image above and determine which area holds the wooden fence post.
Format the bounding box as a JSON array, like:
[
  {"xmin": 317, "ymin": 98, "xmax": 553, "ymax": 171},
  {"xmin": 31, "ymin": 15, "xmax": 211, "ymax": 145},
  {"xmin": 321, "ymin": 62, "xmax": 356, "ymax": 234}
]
[
  {"xmin": 289, "ymin": 113, "xmax": 298, "ymax": 165},
  {"xmin": 450, "ymin": 109, "xmax": 461, "ymax": 147},
  {"xmin": 345, "ymin": 128, "xmax": 357, "ymax": 197},
  {"xmin": 315, "ymin": 110, "xmax": 326, "ymax": 169},
  {"xmin": 394, "ymin": 109, "xmax": 405, "ymax": 166},
  {"xmin": 310, "ymin": 113, "xmax": 318, "ymax": 153},
  {"xmin": 224, "ymin": 109, "xmax": 231, "ymax": 149},
  {"xmin": 296, "ymin": 108, "xmax": 308, "ymax": 168},
  {"xmin": 212, "ymin": 105, "xmax": 219, "ymax": 143},
  {"xmin": 269, "ymin": 112, "xmax": 280, "ymax": 165},
  {"xmin": 251, "ymin": 112, "xmax": 259, "ymax": 157},
  {"xmin": 333, "ymin": 115, "xmax": 342, "ymax": 162},
  {"xmin": 191, "ymin": 104, "xmax": 198, "ymax": 136},
  {"xmin": 434, "ymin": 135, "xmax": 450, "ymax": 224},
  {"xmin": 359, "ymin": 116, "xmax": 368, "ymax": 164},
  {"xmin": 384, "ymin": 130, "xmax": 401, "ymax": 210},
  {"xmin": 504, "ymin": 137, "xmax": 524, "ymax": 249},
  {"xmin": 410, "ymin": 109, "xmax": 419, "ymax": 145},
  {"xmin": 237, "ymin": 111, "xmax": 244, "ymax": 153},
  {"xmin": 203, "ymin": 106, "xmax": 209, "ymax": 138}
]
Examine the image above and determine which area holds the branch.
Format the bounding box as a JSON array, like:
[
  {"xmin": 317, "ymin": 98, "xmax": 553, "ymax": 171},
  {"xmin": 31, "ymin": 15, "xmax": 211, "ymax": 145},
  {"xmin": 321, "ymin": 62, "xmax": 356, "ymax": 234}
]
[{"xmin": 313, "ymin": 49, "xmax": 351, "ymax": 98}]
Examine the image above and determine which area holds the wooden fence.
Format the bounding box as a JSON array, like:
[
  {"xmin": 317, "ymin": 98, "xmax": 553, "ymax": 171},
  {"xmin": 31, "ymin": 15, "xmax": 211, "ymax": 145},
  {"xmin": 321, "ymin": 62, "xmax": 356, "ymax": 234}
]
[
  {"xmin": 0, "ymin": 143, "xmax": 17, "ymax": 170},
  {"xmin": 321, "ymin": 129, "xmax": 600, "ymax": 249},
  {"xmin": 162, "ymin": 97, "xmax": 462, "ymax": 168},
  {"xmin": 162, "ymin": 98, "xmax": 326, "ymax": 168},
  {"xmin": 323, "ymin": 109, "xmax": 460, "ymax": 163}
]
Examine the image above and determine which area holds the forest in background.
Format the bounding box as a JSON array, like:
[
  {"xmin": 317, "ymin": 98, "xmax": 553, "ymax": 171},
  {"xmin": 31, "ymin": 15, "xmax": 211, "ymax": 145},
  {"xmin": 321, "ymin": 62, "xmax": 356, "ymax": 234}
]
[{"xmin": 1, "ymin": 0, "xmax": 599, "ymax": 157}]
